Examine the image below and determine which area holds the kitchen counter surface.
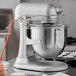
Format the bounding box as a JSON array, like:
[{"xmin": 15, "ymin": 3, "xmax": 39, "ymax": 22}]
[{"xmin": 6, "ymin": 59, "xmax": 76, "ymax": 76}]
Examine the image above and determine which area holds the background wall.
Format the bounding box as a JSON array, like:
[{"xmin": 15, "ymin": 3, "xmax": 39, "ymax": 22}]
[
  {"xmin": 0, "ymin": 0, "xmax": 20, "ymax": 10},
  {"xmin": 61, "ymin": 0, "xmax": 76, "ymax": 37},
  {"xmin": 0, "ymin": 0, "xmax": 20, "ymax": 60}
]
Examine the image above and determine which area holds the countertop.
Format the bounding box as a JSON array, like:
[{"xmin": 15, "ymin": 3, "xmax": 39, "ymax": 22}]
[{"xmin": 6, "ymin": 59, "xmax": 76, "ymax": 76}]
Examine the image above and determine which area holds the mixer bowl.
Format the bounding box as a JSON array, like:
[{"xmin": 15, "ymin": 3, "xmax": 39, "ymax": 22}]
[{"xmin": 31, "ymin": 25, "xmax": 67, "ymax": 58}]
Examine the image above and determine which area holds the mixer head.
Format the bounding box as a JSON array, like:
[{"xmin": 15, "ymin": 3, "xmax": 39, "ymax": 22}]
[{"xmin": 15, "ymin": 3, "xmax": 62, "ymax": 26}]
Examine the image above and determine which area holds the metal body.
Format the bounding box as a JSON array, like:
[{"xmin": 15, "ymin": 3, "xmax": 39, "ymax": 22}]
[{"xmin": 14, "ymin": 3, "xmax": 68, "ymax": 71}]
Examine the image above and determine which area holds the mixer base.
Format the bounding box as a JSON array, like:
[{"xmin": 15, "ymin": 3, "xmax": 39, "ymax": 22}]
[{"xmin": 14, "ymin": 57, "xmax": 68, "ymax": 72}]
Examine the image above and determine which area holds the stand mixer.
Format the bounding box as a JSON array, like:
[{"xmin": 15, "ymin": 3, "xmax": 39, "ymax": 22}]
[{"xmin": 14, "ymin": 3, "xmax": 68, "ymax": 71}]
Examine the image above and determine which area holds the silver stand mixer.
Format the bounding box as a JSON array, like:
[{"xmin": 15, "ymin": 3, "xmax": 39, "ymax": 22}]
[{"xmin": 14, "ymin": 3, "xmax": 68, "ymax": 71}]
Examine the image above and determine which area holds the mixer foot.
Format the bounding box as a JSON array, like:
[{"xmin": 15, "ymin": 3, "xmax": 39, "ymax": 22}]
[{"xmin": 14, "ymin": 57, "xmax": 68, "ymax": 72}]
